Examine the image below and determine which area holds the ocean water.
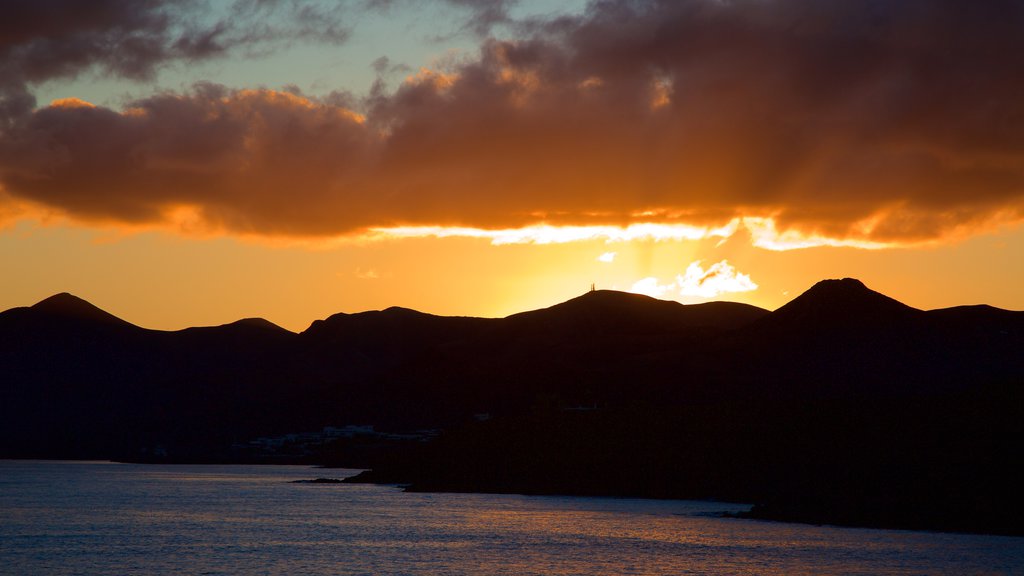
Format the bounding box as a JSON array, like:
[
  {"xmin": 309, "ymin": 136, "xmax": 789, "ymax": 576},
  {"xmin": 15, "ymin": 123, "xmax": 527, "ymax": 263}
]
[{"xmin": 1, "ymin": 461, "xmax": 1021, "ymax": 575}]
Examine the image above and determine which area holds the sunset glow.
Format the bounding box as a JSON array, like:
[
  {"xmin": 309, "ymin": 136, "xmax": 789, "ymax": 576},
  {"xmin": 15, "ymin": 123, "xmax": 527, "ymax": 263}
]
[
  {"xmin": 6, "ymin": 4, "xmax": 1024, "ymax": 561},
  {"xmin": 1, "ymin": 0, "xmax": 1022, "ymax": 330},
  {"xmin": 367, "ymin": 222, "xmax": 739, "ymax": 245}
]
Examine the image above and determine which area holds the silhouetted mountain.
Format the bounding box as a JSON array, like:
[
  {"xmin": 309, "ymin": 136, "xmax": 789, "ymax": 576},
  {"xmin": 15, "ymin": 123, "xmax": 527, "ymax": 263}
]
[
  {"xmin": 755, "ymin": 278, "xmax": 921, "ymax": 333},
  {"xmin": 926, "ymin": 303, "xmax": 1024, "ymax": 335},
  {"xmin": 301, "ymin": 307, "xmax": 494, "ymax": 360},
  {"xmin": 223, "ymin": 317, "xmax": 293, "ymax": 333},
  {"xmin": 29, "ymin": 292, "xmax": 138, "ymax": 327},
  {"xmin": 0, "ymin": 295, "xmax": 303, "ymax": 460},
  {"xmin": 713, "ymin": 278, "xmax": 1024, "ymax": 399},
  {"xmin": 508, "ymin": 289, "xmax": 768, "ymax": 333},
  {"xmin": 1, "ymin": 282, "xmax": 1022, "ymax": 535}
]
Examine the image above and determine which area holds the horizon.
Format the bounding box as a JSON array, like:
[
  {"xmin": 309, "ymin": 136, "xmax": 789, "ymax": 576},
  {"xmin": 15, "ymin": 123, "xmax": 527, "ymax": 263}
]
[
  {"xmin": 2, "ymin": 1, "xmax": 1023, "ymax": 331},
  {"xmin": 10, "ymin": 276, "xmax": 1021, "ymax": 333}
]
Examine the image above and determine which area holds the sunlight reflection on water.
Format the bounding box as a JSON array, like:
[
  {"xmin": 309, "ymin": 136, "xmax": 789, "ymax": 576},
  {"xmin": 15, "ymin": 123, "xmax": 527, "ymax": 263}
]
[{"xmin": 1, "ymin": 460, "xmax": 1021, "ymax": 575}]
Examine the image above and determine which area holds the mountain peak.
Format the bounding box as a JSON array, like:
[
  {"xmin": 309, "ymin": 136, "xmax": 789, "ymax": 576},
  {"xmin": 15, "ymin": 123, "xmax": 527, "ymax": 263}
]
[
  {"xmin": 564, "ymin": 289, "xmax": 678, "ymax": 308},
  {"xmin": 764, "ymin": 278, "xmax": 920, "ymax": 332},
  {"xmin": 31, "ymin": 293, "xmax": 133, "ymax": 326},
  {"xmin": 33, "ymin": 292, "xmax": 86, "ymax": 309},
  {"xmin": 806, "ymin": 277, "xmax": 869, "ymax": 293},
  {"xmin": 515, "ymin": 289, "xmax": 682, "ymax": 318},
  {"xmin": 226, "ymin": 317, "xmax": 292, "ymax": 333},
  {"xmin": 382, "ymin": 306, "xmax": 424, "ymax": 315},
  {"xmin": 792, "ymin": 277, "xmax": 915, "ymax": 309},
  {"xmin": 505, "ymin": 289, "xmax": 767, "ymax": 333}
]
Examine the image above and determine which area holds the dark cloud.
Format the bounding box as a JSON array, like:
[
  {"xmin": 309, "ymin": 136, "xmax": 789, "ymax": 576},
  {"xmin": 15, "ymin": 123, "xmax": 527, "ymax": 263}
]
[
  {"xmin": 0, "ymin": 0, "xmax": 350, "ymax": 96},
  {"xmin": 1, "ymin": 85, "xmax": 378, "ymax": 235},
  {"xmin": 2, "ymin": 0, "xmax": 1024, "ymax": 243},
  {"xmin": 365, "ymin": 0, "xmax": 519, "ymax": 36},
  {"xmin": 445, "ymin": 0, "xmax": 518, "ymax": 36},
  {"xmin": 371, "ymin": 55, "xmax": 412, "ymax": 76}
]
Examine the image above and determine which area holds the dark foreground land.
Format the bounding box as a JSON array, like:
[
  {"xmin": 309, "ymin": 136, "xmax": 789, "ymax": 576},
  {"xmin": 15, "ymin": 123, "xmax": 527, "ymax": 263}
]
[
  {"xmin": 1, "ymin": 279, "xmax": 1022, "ymax": 535},
  {"xmin": 343, "ymin": 387, "xmax": 1022, "ymax": 536}
]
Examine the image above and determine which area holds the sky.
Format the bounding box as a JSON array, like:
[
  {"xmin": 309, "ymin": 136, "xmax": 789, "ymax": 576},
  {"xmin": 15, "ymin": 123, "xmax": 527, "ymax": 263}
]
[{"xmin": 2, "ymin": 0, "xmax": 1023, "ymax": 331}]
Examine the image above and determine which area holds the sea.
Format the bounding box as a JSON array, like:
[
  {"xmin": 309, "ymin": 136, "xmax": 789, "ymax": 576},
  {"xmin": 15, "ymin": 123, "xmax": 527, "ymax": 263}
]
[{"xmin": 1, "ymin": 460, "xmax": 1021, "ymax": 575}]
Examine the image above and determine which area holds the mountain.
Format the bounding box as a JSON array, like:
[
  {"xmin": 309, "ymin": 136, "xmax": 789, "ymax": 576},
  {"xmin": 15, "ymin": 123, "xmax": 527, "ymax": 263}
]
[
  {"xmin": 218, "ymin": 317, "xmax": 293, "ymax": 333},
  {"xmin": 507, "ymin": 289, "xmax": 768, "ymax": 332},
  {"xmin": 1, "ymin": 281, "xmax": 1022, "ymax": 535},
  {"xmin": 300, "ymin": 306, "xmax": 495, "ymax": 368},
  {"xmin": 0, "ymin": 295, "xmax": 302, "ymax": 460},
  {"xmin": 29, "ymin": 292, "xmax": 139, "ymax": 327},
  {"xmin": 0, "ymin": 288, "xmax": 767, "ymax": 456},
  {"xmin": 754, "ymin": 278, "xmax": 921, "ymax": 333},
  {"xmin": 2, "ymin": 282, "xmax": 1020, "ymax": 442}
]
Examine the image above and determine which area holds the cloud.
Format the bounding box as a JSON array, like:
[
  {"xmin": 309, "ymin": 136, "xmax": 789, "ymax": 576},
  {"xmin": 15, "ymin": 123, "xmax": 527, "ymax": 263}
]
[
  {"xmin": 370, "ymin": 222, "xmax": 736, "ymax": 244},
  {"xmin": 0, "ymin": 86, "xmax": 377, "ymax": 235},
  {"xmin": 2, "ymin": 0, "xmax": 1024, "ymax": 245},
  {"xmin": 444, "ymin": 0, "xmax": 518, "ymax": 36},
  {"xmin": 676, "ymin": 260, "xmax": 758, "ymax": 298},
  {"xmin": 629, "ymin": 259, "xmax": 757, "ymax": 300},
  {"xmin": 630, "ymin": 277, "xmax": 675, "ymax": 299},
  {"xmin": 0, "ymin": 0, "xmax": 351, "ymax": 123},
  {"xmin": 369, "ymin": 0, "xmax": 521, "ymax": 37},
  {"xmin": 597, "ymin": 251, "xmax": 616, "ymax": 263}
]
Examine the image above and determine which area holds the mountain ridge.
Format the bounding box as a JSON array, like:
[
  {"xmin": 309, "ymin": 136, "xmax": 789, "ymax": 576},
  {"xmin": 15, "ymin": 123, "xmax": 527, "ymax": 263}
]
[
  {"xmin": 2, "ymin": 278, "xmax": 1023, "ymax": 538},
  {"xmin": 11, "ymin": 279, "xmax": 1022, "ymax": 333}
]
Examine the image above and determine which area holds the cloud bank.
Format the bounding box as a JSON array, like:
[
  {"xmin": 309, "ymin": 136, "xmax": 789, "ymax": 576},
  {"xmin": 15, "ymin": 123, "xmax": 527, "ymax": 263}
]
[{"xmin": 2, "ymin": 0, "xmax": 1023, "ymax": 246}]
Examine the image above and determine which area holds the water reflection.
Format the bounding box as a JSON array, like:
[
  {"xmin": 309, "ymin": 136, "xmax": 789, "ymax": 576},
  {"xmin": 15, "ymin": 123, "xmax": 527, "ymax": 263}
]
[{"xmin": 0, "ymin": 461, "xmax": 1020, "ymax": 575}]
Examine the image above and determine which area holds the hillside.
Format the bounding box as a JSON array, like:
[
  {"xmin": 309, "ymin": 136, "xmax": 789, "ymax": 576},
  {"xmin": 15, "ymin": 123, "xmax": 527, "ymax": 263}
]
[{"xmin": 1, "ymin": 280, "xmax": 1022, "ymax": 534}]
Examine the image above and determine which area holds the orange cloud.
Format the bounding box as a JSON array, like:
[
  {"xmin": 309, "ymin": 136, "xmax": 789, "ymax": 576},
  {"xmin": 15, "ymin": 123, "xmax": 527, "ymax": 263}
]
[
  {"xmin": 49, "ymin": 98, "xmax": 96, "ymax": 109},
  {"xmin": 2, "ymin": 0, "xmax": 1023, "ymax": 247}
]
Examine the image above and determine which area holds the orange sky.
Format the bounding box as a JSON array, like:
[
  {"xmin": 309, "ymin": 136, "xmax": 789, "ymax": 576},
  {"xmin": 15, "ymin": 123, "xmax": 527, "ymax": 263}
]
[
  {"xmin": 1, "ymin": 0, "xmax": 1022, "ymax": 330},
  {"xmin": 2, "ymin": 216, "xmax": 1021, "ymax": 332}
]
